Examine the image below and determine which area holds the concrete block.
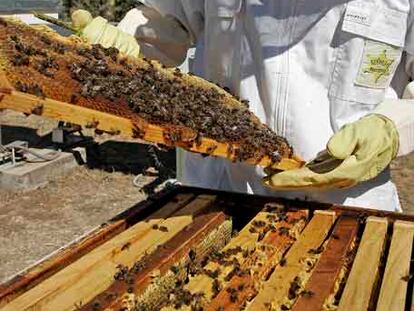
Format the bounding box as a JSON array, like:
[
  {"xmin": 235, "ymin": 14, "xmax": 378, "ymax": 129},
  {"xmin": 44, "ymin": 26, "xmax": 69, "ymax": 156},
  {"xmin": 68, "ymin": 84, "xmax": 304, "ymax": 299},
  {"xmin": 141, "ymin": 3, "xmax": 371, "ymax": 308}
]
[{"xmin": 0, "ymin": 148, "xmax": 85, "ymax": 191}]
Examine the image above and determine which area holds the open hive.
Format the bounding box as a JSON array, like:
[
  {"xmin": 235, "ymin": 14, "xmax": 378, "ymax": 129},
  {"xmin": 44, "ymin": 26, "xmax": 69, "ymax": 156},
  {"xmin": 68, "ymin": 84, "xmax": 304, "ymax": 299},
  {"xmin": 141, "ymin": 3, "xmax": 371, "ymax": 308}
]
[
  {"xmin": 0, "ymin": 17, "xmax": 302, "ymax": 170},
  {"xmin": 1, "ymin": 186, "xmax": 414, "ymax": 311}
]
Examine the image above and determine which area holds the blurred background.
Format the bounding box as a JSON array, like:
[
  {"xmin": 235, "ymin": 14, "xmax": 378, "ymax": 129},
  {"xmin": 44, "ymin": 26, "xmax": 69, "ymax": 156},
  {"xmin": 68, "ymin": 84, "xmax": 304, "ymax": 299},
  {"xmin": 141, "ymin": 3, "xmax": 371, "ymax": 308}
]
[{"xmin": 61, "ymin": 0, "xmax": 138, "ymax": 22}]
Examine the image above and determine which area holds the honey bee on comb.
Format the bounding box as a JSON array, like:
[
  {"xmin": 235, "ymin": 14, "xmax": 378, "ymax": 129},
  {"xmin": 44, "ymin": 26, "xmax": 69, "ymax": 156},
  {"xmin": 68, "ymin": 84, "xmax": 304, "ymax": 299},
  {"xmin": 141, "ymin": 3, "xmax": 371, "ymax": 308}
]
[{"xmin": 0, "ymin": 17, "xmax": 298, "ymax": 167}]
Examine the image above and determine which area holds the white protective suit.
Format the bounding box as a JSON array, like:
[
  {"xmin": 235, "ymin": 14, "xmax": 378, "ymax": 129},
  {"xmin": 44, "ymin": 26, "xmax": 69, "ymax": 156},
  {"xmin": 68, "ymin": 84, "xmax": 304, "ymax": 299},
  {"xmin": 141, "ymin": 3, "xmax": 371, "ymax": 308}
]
[{"xmin": 118, "ymin": 0, "xmax": 414, "ymax": 211}]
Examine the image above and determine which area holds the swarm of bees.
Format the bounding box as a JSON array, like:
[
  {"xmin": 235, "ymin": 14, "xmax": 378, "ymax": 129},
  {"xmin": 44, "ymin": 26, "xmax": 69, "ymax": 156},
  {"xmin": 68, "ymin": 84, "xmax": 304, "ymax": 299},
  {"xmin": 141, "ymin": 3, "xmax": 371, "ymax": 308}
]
[{"xmin": 0, "ymin": 17, "xmax": 294, "ymax": 164}]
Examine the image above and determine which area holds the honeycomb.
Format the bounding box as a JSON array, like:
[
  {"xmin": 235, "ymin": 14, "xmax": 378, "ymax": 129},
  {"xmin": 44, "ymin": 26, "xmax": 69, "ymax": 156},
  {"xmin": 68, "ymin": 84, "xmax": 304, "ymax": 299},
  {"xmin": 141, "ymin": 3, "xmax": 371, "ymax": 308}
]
[{"xmin": 0, "ymin": 17, "xmax": 293, "ymax": 164}]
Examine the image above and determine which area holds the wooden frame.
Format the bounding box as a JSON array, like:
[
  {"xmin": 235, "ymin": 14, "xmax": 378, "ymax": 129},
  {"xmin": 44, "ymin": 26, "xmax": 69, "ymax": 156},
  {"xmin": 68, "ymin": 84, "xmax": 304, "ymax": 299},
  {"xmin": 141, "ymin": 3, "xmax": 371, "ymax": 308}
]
[
  {"xmin": 292, "ymin": 216, "xmax": 359, "ymax": 311},
  {"xmin": 248, "ymin": 211, "xmax": 337, "ymax": 310},
  {"xmin": 338, "ymin": 217, "xmax": 388, "ymax": 311},
  {"xmin": 3, "ymin": 186, "xmax": 414, "ymax": 311},
  {"xmin": 1, "ymin": 195, "xmax": 220, "ymax": 311},
  {"xmin": 207, "ymin": 210, "xmax": 308, "ymax": 311},
  {"xmin": 0, "ymin": 81, "xmax": 304, "ymax": 171},
  {"xmin": 82, "ymin": 211, "xmax": 231, "ymax": 310},
  {"xmin": 376, "ymin": 221, "xmax": 414, "ymax": 311},
  {"xmin": 0, "ymin": 188, "xmax": 182, "ymax": 306}
]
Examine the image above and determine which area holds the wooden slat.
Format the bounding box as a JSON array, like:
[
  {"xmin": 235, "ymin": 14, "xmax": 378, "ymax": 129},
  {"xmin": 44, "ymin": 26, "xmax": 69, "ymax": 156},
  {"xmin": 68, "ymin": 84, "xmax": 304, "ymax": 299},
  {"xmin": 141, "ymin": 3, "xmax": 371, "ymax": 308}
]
[
  {"xmin": 178, "ymin": 211, "xmax": 273, "ymax": 305},
  {"xmin": 0, "ymin": 193, "xmax": 194, "ymax": 308},
  {"xmin": 338, "ymin": 216, "xmax": 388, "ymax": 311},
  {"xmin": 376, "ymin": 221, "xmax": 414, "ymax": 311},
  {"xmin": 177, "ymin": 209, "xmax": 307, "ymax": 308},
  {"xmin": 248, "ymin": 211, "xmax": 337, "ymax": 311},
  {"xmin": 0, "ymin": 73, "xmax": 12, "ymax": 94},
  {"xmin": 82, "ymin": 211, "xmax": 231, "ymax": 310},
  {"xmin": 292, "ymin": 216, "xmax": 359, "ymax": 311},
  {"xmin": 1, "ymin": 195, "xmax": 216, "ymax": 311},
  {"xmin": 0, "ymin": 89, "xmax": 304, "ymax": 170},
  {"xmin": 207, "ymin": 210, "xmax": 308, "ymax": 311}
]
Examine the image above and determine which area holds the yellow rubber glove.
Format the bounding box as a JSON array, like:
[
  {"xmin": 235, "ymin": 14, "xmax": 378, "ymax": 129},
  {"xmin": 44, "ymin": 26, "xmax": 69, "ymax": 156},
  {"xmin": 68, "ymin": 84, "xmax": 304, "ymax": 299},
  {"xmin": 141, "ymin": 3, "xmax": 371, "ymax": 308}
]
[
  {"xmin": 264, "ymin": 114, "xmax": 399, "ymax": 190},
  {"xmin": 71, "ymin": 9, "xmax": 141, "ymax": 58}
]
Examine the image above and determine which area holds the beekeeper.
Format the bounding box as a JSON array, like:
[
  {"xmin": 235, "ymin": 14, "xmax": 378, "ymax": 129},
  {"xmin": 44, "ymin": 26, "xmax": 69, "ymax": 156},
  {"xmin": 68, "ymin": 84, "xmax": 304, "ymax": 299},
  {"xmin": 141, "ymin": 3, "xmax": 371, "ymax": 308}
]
[{"xmin": 72, "ymin": 0, "xmax": 414, "ymax": 212}]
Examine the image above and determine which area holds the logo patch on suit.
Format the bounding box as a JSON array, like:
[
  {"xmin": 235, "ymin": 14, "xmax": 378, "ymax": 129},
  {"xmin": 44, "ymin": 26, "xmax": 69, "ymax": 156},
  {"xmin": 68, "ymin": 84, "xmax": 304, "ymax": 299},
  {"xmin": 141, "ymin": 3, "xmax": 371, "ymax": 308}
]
[{"xmin": 355, "ymin": 40, "xmax": 401, "ymax": 89}]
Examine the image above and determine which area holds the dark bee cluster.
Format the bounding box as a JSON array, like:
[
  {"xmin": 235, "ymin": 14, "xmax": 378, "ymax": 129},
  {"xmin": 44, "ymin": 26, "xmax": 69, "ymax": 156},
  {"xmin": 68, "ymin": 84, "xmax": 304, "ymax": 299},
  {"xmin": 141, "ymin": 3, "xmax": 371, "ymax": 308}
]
[
  {"xmin": 4, "ymin": 19, "xmax": 292, "ymax": 162},
  {"xmin": 65, "ymin": 44, "xmax": 291, "ymax": 163},
  {"xmin": 15, "ymin": 81, "xmax": 45, "ymax": 99},
  {"xmin": 10, "ymin": 34, "xmax": 62, "ymax": 82},
  {"xmin": 166, "ymin": 284, "xmax": 205, "ymax": 310}
]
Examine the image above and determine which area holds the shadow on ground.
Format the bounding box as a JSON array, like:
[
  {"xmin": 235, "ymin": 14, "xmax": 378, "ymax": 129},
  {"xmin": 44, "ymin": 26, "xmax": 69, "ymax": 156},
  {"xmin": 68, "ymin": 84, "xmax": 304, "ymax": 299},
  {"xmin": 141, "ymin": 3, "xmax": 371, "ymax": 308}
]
[{"xmin": 1, "ymin": 124, "xmax": 176, "ymax": 176}]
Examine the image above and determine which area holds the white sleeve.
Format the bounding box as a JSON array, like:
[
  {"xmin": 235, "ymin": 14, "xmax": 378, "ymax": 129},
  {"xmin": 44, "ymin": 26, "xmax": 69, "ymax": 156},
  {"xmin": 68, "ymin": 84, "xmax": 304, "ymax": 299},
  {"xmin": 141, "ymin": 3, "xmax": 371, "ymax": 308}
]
[
  {"xmin": 375, "ymin": 86, "xmax": 414, "ymax": 157},
  {"xmin": 138, "ymin": 0, "xmax": 205, "ymax": 42},
  {"xmin": 117, "ymin": 1, "xmax": 204, "ymax": 66},
  {"xmin": 405, "ymin": 2, "xmax": 414, "ymax": 56},
  {"xmin": 404, "ymin": 3, "xmax": 414, "ymax": 77},
  {"xmin": 118, "ymin": 6, "xmax": 192, "ymax": 66}
]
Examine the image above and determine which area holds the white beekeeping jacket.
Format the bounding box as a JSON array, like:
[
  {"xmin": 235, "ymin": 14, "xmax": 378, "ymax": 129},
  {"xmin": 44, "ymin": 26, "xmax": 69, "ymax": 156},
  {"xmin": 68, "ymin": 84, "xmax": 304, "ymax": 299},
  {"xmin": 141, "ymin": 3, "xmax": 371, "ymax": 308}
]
[{"xmin": 119, "ymin": 0, "xmax": 414, "ymax": 211}]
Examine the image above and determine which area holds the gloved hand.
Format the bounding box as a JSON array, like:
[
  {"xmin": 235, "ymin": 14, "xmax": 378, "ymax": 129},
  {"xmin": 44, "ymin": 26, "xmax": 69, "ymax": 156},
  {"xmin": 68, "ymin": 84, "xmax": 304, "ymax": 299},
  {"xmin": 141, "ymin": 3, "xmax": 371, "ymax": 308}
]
[
  {"xmin": 264, "ymin": 114, "xmax": 399, "ymax": 190},
  {"xmin": 71, "ymin": 9, "xmax": 141, "ymax": 58}
]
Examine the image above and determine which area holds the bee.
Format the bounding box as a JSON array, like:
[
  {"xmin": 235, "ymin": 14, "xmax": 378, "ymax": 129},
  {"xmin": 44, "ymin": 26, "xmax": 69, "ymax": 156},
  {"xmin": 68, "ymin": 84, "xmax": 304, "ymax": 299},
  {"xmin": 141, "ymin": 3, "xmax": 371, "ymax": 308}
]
[
  {"xmin": 257, "ymin": 231, "xmax": 266, "ymax": 242},
  {"xmin": 401, "ymin": 274, "xmax": 414, "ymax": 282},
  {"xmin": 203, "ymin": 268, "xmax": 216, "ymax": 279},
  {"xmin": 121, "ymin": 242, "xmax": 131, "ymax": 251},
  {"xmin": 226, "ymin": 287, "xmax": 239, "ymax": 303},
  {"xmin": 212, "ymin": 279, "xmax": 222, "ymax": 298},
  {"xmin": 206, "ymin": 145, "xmax": 218, "ymax": 154},
  {"xmin": 241, "ymin": 99, "xmax": 250, "ymax": 108},
  {"xmin": 301, "ymin": 290, "xmax": 315, "ymax": 298},
  {"xmin": 173, "ymin": 68, "xmax": 183, "ymax": 77},
  {"xmin": 92, "ymin": 302, "xmax": 101, "ymax": 311},
  {"xmin": 189, "ymin": 249, "xmax": 197, "ymax": 261},
  {"xmin": 31, "ymin": 103, "xmax": 43, "ymax": 116},
  {"xmin": 158, "ymin": 226, "xmax": 169, "ymax": 232},
  {"xmin": 253, "ymin": 220, "xmax": 266, "ymax": 228},
  {"xmin": 288, "ymin": 276, "xmax": 302, "ymax": 300},
  {"xmin": 170, "ymin": 265, "xmax": 180, "ymax": 274},
  {"xmin": 12, "ymin": 54, "xmax": 29, "ymax": 66},
  {"xmin": 70, "ymin": 93, "xmax": 80, "ymax": 104},
  {"xmin": 105, "ymin": 292, "xmax": 117, "ymax": 301},
  {"xmin": 308, "ymin": 246, "xmax": 324, "ymax": 255},
  {"xmin": 278, "ymin": 227, "xmax": 290, "ymax": 236}
]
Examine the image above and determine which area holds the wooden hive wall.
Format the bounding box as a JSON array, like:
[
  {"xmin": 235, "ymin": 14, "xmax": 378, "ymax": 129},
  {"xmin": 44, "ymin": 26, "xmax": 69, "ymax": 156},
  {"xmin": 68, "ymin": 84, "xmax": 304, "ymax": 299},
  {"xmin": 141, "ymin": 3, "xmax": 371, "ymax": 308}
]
[{"xmin": 2, "ymin": 188, "xmax": 414, "ymax": 311}]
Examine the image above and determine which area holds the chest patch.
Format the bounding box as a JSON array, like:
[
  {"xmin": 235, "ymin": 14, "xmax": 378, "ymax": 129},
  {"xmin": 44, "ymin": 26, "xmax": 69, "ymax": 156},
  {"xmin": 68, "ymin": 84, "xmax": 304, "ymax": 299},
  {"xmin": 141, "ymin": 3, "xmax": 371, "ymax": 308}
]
[{"xmin": 355, "ymin": 40, "xmax": 401, "ymax": 89}]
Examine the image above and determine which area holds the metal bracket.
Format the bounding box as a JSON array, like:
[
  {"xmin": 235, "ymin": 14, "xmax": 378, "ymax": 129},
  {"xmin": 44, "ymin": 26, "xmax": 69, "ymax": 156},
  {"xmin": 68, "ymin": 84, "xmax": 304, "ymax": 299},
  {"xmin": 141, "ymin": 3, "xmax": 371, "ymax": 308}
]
[
  {"xmin": 52, "ymin": 121, "xmax": 91, "ymax": 150},
  {"xmin": 0, "ymin": 140, "xmax": 29, "ymax": 168}
]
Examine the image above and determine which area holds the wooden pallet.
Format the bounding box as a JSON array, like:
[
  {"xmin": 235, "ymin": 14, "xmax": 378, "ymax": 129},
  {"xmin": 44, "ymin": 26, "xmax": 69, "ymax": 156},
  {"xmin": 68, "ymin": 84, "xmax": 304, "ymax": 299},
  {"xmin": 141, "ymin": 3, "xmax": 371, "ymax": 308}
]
[{"xmin": 2, "ymin": 187, "xmax": 414, "ymax": 311}]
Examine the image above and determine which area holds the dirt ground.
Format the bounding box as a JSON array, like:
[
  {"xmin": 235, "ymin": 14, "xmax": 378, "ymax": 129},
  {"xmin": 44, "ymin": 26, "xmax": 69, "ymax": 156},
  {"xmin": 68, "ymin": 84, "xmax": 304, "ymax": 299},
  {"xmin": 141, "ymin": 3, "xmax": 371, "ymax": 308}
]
[
  {"xmin": 0, "ymin": 168, "xmax": 155, "ymax": 282},
  {"xmin": 391, "ymin": 155, "xmax": 414, "ymax": 212},
  {"xmin": 0, "ymin": 110, "xmax": 413, "ymax": 283},
  {"xmin": 0, "ymin": 110, "xmax": 174, "ymax": 282}
]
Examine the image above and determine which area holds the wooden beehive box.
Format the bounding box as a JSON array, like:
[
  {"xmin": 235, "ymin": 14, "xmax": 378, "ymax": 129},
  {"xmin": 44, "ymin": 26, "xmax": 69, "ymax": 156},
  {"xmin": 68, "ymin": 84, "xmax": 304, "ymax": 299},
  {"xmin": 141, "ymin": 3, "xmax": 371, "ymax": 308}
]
[{"xmin": 1, "ymin": 186, "xmax": 414, "ymax": 311}]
